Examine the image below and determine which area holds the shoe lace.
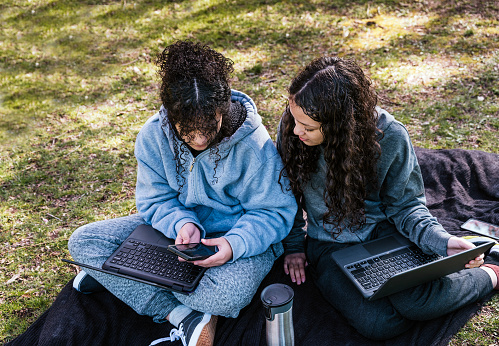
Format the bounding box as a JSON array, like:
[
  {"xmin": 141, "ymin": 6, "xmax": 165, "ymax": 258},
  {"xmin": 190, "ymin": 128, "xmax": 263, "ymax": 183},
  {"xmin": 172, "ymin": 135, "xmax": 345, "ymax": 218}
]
[{"xmin": 148, "ymin": 323, "xmax": 187, "ymax": 346}]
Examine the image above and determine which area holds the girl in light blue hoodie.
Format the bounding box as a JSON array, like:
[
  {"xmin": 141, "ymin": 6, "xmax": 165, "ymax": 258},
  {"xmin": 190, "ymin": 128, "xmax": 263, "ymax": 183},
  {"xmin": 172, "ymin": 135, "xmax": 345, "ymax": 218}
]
[{"xmin": 69, "ymin": 41, "xmax": 297, "ymax": 346}]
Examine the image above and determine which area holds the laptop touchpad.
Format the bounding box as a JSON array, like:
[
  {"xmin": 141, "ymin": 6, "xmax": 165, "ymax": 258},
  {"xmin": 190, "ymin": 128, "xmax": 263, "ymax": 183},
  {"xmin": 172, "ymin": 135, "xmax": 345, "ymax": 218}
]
[{"xmin": 363, "ymin": 236, "xmax": 403, "ymax": 256}]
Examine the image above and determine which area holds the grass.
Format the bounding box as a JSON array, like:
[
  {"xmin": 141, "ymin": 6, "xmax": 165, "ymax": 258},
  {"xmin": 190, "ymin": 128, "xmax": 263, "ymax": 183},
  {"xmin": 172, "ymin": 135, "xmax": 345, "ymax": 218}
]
[{"xmin": 1, "ymin": 0, "xmax": 498, "ymax": 343}]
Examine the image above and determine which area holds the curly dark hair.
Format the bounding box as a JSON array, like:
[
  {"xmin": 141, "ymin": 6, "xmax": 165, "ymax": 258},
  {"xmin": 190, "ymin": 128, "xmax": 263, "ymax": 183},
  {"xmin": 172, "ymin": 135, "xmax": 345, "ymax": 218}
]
[
  {"xmin": 278, "ymin": 57, "xmax": 383, "ymax": 237},
  {"xmin": 156, "ymin": 40, "xmax": 234, "ymax": 188}
]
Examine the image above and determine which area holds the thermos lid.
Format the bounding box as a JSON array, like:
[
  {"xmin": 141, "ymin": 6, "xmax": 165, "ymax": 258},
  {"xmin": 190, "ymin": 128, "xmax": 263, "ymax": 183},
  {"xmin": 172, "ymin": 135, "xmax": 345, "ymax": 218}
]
[{"xmin": 261, "ymin": 283, "xmax": 294, "ymax": 309}]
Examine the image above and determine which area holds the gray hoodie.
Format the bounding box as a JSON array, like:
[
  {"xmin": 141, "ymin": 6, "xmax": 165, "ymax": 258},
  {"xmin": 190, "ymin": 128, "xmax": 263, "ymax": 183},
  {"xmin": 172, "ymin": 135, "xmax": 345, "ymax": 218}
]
[{"xmin": 279, "ymin": 108, "xmax": 451, "ymax": 256}]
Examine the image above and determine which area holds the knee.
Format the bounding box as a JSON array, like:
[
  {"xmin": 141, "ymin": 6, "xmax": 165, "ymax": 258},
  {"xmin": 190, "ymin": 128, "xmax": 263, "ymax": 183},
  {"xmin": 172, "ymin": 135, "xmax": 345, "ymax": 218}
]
[
  {"xmin": 352, "ymin": 320, "xmax": 411, "ymax": 340},
  {"xmin": 206, "ymin": 295, "xmax": 250, "ymax": 318},
  {"xmin": 68, "ymin": 215, "xmax": 143, "ymax": 261},
  {"xmin": 203, "ymin": 277, "xmax": 259, "ymax": 317},
  {"xmin": 176, "ymin": 291, "xmax": 248, "ymax": 318},
  {"xmin": 68, "ymin": 225, "xmax": 91, "ymax": 261},
  {"xmin": 67, "ymin": 221, "xmax": 114, "ymax": 262},
  {"xmin": 177, "ymin": 266, "xmax": 264, "ymax": 318},
  {"xmin": 211, "ymin": 255, "xmax": 275, "ymax": 316},
  {"xmin": 349, "ymin": 312, "xmax": 414, "ymax": 340}
]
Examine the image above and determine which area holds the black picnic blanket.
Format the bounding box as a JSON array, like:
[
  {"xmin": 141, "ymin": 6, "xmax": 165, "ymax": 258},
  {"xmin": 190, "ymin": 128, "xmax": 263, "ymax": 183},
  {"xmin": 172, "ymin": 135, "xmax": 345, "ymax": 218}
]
[{"xmin": 7, "ymin": 148, "xmax": 499, "ymax": 346}]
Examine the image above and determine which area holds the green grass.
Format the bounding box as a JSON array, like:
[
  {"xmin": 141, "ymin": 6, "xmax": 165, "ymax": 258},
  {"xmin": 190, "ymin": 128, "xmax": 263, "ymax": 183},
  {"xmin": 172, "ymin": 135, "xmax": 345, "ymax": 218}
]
[{"xmin": 1, "ymin": 0, "xmax": 498, "ymax": 343}]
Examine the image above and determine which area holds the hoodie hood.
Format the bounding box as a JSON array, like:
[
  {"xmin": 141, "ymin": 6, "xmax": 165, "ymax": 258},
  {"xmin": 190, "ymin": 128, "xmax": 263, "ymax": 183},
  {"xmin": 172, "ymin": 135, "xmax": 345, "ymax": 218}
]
[{"xmin": 159, "ymin": 90, "xmax": 262, "ymax": 157}]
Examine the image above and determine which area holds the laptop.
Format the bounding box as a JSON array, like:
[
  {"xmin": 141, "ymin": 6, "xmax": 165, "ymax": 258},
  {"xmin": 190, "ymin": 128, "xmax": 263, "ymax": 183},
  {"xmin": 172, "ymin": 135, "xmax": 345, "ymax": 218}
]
[
  {"xmin": 331, "ymin": 232, "xmax": 495, "ymax": 300},
  {"xmin": 63, "ymin": 224, "xmax": 207, "ymax": 295}
]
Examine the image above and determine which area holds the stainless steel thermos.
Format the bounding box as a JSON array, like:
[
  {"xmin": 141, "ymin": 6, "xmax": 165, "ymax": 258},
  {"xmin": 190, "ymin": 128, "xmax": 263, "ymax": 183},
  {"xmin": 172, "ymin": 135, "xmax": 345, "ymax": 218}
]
[{"xmin": 261, "ymin": 283, "xmax": 295, "ymax": 346}]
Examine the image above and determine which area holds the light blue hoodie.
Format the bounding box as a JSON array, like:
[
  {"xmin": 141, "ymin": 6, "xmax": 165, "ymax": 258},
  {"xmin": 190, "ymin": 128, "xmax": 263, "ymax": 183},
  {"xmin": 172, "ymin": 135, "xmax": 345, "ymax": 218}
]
[{"xmin": 134, "ymin": 90, "xmax": 298, "ymax": 262}]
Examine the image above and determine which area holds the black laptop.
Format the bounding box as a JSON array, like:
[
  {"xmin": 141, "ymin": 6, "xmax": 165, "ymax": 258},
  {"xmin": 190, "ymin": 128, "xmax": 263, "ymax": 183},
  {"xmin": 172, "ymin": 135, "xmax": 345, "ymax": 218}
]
[
  {"xmin": 331, "ymin": 232, "xmax": 495, "ymax": 300},
  {"xmin": 63, "ymin": 224, "xmax": 207, "ymax": 295}
]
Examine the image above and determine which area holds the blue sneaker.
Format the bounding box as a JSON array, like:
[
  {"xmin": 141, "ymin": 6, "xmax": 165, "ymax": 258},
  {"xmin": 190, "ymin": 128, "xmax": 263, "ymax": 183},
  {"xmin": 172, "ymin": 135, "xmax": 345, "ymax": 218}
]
[
  {"xmin": 73, "ymin": 271, "xmax": 105, "ymax": 294},
  {"xmin": 149, "ymin": 311, "xmax": 217, "ymax": 346}
]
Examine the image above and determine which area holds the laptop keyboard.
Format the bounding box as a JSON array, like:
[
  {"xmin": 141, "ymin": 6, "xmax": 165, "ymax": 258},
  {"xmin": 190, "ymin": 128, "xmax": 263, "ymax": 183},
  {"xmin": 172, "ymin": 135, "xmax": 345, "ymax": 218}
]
[
  {"xmin": 346, "ymin": 246, "xmax": 442, "ymax": 291},
  {"xmin": 108, "ymin": 239, "xmax": 204, "ymax": 284}
]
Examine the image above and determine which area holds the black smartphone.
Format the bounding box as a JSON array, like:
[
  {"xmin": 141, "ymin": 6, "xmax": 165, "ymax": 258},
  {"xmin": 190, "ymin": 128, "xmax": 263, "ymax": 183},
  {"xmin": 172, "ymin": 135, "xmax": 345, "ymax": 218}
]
[
  {"xmin": 461, "ymin": 218, "xmax": 499, "ymax": 241},
  {"xmin": 167, "ymin": 243, "xmax": 217, "ymax": 261}
]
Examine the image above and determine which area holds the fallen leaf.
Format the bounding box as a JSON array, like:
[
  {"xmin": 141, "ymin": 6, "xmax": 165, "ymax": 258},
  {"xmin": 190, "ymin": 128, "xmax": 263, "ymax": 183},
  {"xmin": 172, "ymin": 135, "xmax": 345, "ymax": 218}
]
[{"xmin": 6, "ymin": 274, "xmax": 20, "ymax": 285}]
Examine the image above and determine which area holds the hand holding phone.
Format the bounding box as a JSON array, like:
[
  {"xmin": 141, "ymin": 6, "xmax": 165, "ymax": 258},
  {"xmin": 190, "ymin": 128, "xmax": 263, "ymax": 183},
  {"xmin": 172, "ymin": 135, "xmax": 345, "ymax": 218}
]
[{"xmin": 167, "ymin": 243, "xmax": 217, "ymax": 261}]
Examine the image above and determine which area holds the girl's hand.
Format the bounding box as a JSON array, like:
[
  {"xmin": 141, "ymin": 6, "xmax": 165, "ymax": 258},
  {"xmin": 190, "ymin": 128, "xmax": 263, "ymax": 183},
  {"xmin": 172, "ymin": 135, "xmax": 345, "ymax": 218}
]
[
  {"xmin": 176, "ymin": 222, "xmax": 201, "ymax": 245},
  {"xmin": 284, "ymin": 253, "xmax": 308, "ymax": 285},
  {"xmin": 447, "ymin": 236, "xmax": 484, "ymax": 268},
  {"xmin": 191, "ymin": 237, "xmax": 233, "ymax": 268}
]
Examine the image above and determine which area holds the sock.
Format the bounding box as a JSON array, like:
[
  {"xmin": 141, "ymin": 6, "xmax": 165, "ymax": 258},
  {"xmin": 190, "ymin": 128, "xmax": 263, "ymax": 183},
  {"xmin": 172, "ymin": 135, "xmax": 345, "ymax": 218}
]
[
  {"xmin": 169, "ymin": 304, "xmax": 193, "ymax": 328},
  {"xmin": 482, "ymin": 264, "xmax": 499, "ymax": 290}
]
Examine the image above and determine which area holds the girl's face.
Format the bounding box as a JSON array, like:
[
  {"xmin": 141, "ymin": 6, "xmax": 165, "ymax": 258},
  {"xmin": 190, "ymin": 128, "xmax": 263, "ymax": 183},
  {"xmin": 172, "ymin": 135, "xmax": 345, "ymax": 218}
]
[
  {"xmin": 175, "ymin": 112, "xmax": 223, "ymax": 151},
  {"xmin": 289, "ymin": 99, "xmax": 324, "ymax": 146}
]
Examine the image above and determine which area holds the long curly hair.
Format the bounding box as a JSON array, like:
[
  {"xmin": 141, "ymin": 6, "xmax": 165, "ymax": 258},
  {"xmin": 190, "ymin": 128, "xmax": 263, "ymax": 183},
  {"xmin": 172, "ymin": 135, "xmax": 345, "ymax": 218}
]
[
  {"xmin": 156, "ymin": 41, "xmax": 234, "ymax": 189},
  {"xmin": 278, "ymin": 57, "xmax": 382, "ymax": 237}
]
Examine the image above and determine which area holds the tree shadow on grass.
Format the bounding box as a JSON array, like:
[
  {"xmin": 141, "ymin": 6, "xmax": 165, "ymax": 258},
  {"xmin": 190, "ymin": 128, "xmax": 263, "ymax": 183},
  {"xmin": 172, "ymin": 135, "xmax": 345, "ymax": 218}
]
[
  {"xmin": 1, "ymin": 0, "xmax": 497, "ymax": 160},
  {"xmin": 1, "ymin": 1, "xmax": 498, "ymax": 343}
]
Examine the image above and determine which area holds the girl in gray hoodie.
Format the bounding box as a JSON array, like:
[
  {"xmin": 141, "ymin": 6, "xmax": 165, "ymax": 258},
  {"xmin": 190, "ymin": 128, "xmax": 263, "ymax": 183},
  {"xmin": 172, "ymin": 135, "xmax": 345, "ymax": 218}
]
[{"xmin": 277, "ymin": 56, "xmax": 499, "ymax": 340}]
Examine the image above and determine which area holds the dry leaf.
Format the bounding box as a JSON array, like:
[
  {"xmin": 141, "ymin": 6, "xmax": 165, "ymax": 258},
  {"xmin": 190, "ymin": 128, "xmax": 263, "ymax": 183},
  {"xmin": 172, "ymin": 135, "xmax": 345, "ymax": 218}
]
[{"xmin": 6, "ymin": 274, "xmax": 20, "ymax": 285}]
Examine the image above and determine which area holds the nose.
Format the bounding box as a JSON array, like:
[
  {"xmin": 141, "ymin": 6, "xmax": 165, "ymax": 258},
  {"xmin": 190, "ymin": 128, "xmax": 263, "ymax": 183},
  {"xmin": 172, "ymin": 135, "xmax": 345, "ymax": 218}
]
[
  {"xmin": 293, "ymin": 123, "xmax": 305, "ymax": 136},
  {"xmin": 190, "ymin": 133, "xmax": 208, "ymax": 146}
]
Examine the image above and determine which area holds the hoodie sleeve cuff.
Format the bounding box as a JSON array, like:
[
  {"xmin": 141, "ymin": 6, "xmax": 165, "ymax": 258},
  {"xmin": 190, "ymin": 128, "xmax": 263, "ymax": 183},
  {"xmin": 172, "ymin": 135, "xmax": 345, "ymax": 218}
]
[
  {"xmin": 421, "ymin": 226, "xmax": 452, "ymax": 256},
  {"xmin": 223, "ymin": 234, "xmax": 246, "ymax": 262}
]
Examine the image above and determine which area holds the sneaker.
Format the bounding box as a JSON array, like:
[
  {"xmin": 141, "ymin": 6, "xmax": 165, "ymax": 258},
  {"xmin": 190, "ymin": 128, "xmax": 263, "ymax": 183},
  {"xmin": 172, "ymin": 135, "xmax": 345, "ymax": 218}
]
[
  {"xmin": 73, "ymin": 271, "xmax": 106, "ymax": 294},
  {"xmin": 149, "ymin": 311, "xmax": 217, "ymax": 346}
]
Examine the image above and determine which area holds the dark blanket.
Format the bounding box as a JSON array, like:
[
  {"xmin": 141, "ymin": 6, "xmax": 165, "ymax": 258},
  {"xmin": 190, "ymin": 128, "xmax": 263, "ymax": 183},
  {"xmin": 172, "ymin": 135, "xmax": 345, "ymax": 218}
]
[{"xmin": 7, "ymin": 148, "xmax": 499, "ymax": 346}]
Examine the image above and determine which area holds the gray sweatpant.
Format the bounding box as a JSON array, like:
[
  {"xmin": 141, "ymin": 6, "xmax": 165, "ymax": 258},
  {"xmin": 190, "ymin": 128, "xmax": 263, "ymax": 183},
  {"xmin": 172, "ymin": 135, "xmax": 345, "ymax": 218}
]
[{"xmin": 68, "ymin": 214, "xmax": 282, "ymax": 322}]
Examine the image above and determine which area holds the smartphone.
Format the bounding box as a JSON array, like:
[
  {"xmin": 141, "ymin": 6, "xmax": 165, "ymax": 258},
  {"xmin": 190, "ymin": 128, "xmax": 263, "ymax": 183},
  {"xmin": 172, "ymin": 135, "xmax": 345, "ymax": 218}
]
[
  {"xmin": 461, "ymin": 218, "xmax": 499, "ymax": 241},
  {"xmin": 167, "ymin": 243, "xmax": 217, "ymax": 261}
]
